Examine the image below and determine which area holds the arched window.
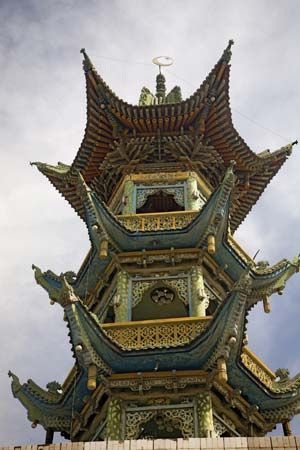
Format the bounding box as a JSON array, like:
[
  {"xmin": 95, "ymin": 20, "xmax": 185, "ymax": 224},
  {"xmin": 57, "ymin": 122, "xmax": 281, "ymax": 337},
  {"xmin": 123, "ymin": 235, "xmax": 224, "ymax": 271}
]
[
  {"xmin": 136, "ymin": 190, "xmax": 184, "ymax": 213},
  {"xmin": 132, "ymin": 282, "xmax": 188, "ymax": 321}
]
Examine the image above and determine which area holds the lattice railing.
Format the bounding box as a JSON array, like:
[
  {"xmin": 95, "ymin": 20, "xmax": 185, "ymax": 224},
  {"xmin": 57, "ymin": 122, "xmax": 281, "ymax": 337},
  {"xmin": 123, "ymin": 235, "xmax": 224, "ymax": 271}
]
[
  {"xmin": 102, "ymin": 316, "xmax": 211, "ymax": 351},
  {"xmin": 117, "ymin": 211, "xmax": 198, "ymax": 232},
  {"xmin": 241, "ymin": 347, "xmax": 276, "ymax": 389}
]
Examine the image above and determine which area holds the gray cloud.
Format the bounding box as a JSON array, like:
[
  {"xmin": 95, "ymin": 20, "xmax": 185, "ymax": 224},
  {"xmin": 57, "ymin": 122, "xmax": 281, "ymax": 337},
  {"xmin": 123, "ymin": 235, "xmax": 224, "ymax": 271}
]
[{"xmin": 1, "ymin": 0, "xmax": 300, "ymax": 443}]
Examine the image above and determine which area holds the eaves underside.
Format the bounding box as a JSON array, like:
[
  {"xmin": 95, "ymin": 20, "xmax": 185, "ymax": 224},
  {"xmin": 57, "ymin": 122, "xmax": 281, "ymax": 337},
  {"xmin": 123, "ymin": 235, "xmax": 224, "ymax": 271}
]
[{"xmin": 33, "ymin": 42, "xmax": 293, "ymax": 231}]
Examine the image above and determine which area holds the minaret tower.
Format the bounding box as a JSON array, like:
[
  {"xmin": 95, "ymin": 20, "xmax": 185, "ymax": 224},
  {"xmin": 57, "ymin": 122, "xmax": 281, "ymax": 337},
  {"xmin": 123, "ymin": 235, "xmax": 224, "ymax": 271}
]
[{"xmin": 9, "ymin": 41, "xmax": 300, "ymax": 443}]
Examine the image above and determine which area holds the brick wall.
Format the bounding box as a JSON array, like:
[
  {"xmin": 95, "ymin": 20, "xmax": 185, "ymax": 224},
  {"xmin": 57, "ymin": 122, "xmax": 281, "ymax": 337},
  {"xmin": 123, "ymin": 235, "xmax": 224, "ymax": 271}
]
[{"xmin": 1, "ymin": 437, "xmax": 300, "ymax": 450}]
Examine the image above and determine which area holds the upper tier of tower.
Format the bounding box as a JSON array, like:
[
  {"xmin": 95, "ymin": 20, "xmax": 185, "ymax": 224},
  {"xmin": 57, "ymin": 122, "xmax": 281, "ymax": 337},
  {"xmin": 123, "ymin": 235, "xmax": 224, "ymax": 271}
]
[{"xmin": 31, "ymin": 40, "xmax": 296, "ymax": 232}]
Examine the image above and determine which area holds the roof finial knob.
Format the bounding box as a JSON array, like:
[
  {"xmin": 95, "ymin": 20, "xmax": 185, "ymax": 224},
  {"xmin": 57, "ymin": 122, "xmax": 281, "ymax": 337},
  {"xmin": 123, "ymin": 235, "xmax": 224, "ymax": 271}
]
[
  {"xmin": 80, "ymin": 48, "xmax": 94, "ymax": 72},
  {"xmin": 284, "ymin": 140, "xmax": 298, "ymax": 156},
  {"xmin": 222, "ymin": 39, "xmax": 235, "ymax": 63},
  {"xmin": 152, "ymin": 56, "xmax": 173, "ymax": 103}
]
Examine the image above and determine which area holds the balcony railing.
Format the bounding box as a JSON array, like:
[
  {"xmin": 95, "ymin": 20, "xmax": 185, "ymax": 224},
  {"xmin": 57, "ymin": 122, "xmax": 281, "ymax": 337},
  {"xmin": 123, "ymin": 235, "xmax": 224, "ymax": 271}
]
[
  {"xmin": 102, "ymin": 316, "xmax": 212, "ymax": 351},
  {"xmin": 116, "ymin": 212, "xmax": 254, "ymax": 265},
  {"xmin": 117, "ymin": 210, "xmax": 198, "ymax": 232},
  {"xmin": 241, "ymin": 346, "xmax": 276, "ymax": 389},
  {"xmin": 102, "ymin": 319, "xmax": 277, "ymax": 389}
]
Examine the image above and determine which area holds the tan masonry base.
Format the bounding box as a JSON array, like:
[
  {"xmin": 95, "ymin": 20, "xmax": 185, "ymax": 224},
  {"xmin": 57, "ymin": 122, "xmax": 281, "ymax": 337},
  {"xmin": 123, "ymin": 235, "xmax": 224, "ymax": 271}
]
[{"xmin": 2, "ymin": 437, "xmax": 300, "ymax": 450}]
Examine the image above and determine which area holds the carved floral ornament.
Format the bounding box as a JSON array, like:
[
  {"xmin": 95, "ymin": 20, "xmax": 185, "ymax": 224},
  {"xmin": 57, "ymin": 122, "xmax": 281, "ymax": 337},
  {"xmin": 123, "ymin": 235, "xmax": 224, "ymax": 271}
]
[
  {"xmin": 150, "ymin": 286, "xmax": 175, "ymax": 304},
  {"xmin": 131, "ymin": 276, "xmax": 189, "ymax": 307},
  {"xmin": 125, "ymin": 406, "xmax": 194, "ymax": 438},
  {"xmin": 102, "ymin": 317, "xmax": 209, "ymax": 351},
  {"xmin": 135, "ymin": 183, "xmax": 185, "ymax": 209},
  {"xmin": 118, "ymin": 211, "xmax": 198, "ymax": 232},
  {"xmin": 123, "ymin": 400, "xmax": 237, "ymax": 438}
]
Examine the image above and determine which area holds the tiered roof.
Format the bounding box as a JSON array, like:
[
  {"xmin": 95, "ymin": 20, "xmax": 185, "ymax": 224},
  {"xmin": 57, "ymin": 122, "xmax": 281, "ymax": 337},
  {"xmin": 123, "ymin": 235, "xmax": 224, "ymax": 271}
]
[
  {"xmin": 32, "ymin": 41, "xmax": 296, "ymax": 231},
  {"xmin": 11, "ymin": 41, "xmax": 300, "ymax": 440}
]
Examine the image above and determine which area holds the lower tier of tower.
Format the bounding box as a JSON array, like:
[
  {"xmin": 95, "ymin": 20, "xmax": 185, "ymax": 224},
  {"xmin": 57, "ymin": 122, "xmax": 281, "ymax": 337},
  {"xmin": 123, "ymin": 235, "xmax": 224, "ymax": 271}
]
[{"xmin": 64, "ymin": 370, "xmax": 275, "ymax": 441}]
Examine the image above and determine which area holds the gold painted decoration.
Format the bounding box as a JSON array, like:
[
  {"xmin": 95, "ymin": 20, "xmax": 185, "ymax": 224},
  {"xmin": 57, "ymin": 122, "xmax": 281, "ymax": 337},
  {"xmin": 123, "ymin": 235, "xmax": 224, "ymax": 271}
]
[
  {"xmin": 136, "ymin": 184, "xmax": 185, "ymax": 209},
  {"xmin": 150, "ymin": 286, "xmax": 175, "ymax": 304},
  {"xmin": 241, "ymin": 349, "xmax": 275, "ymax": 389},
  {"xmin": 105, "ymin": 398, "xmax": 123, "ymax": 440},
  {"xmin": 125, "ymin": 406, "xmax": 194, "ymax": 439},
  {"xmin": 131, "ymin": 276, "xmax": 189, "ymax": 308},
  {"xmin": 102, "ymin": 317, "xmax": 210, "ymax": 351},
  {"xmin": 196, "ymin": 391, "xmax": 214, "ymax": 437},
  {"xmin": 117, "ymin": 210, "xmax": 198, "ymax": 232}
]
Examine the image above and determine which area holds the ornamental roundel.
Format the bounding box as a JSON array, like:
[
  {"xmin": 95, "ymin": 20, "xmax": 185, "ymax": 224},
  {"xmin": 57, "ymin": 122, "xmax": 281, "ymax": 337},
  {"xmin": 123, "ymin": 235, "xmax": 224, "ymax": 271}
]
[
  {"xmin": 150, "ymin": 286, "xmax": 175, "ymax": 305},
  {"xmin": 131, "ymin": 277, "xmax": 189, "ymax": 308}
]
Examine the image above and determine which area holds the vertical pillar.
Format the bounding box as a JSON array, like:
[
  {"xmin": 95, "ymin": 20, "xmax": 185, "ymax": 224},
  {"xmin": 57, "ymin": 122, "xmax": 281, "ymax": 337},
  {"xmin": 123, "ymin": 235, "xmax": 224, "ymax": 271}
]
[
  {"xmin": 186, "ymin": 176, "xmax": 203, "ymax": 211},
  {"xmin": 282, "ymin": 420, "xmax": 292, "ymax": 436},
  {"xmin": 196, "ymin": 391, "xmax": 214, "ymax": 437},
  {"xmin": 122, "ymin": 180, "xmax": 135, "ymax": 214},
  {"xmin": 190, "ymin": 266, "xmax": 209, "ymax": 317},
  {"xmin": 106, "ymin": 397, "xmax": 123, "ymax": 440},
  {"xmin": 45, "ymin": 429, "xmax": 54, "ymax": 444},
  {"xmin": 114, "ymin": 271, "xmax": 129, "ymax": 322}
]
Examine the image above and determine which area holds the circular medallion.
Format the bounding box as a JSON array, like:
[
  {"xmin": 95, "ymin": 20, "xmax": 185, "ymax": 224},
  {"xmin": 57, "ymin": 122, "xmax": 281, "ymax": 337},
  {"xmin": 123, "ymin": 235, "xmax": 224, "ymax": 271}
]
[{"xmin": 151, "ymin": 286, "xmax": 175, "ymax": 305}]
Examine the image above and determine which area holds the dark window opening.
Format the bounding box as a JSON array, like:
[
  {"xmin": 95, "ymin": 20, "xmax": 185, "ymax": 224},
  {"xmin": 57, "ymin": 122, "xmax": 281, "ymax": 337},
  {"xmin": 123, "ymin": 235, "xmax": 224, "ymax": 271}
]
[
  {"xmin": 137, "ymin": 190, "xmax": 184, "ymax": 214},
  {"xmin": 132, "ymin": 282, "xmax": 188, "ymax": 321},
  {"xmin": 138, "ymin": 414, "xmax": 184, "ymax": 439},
  {"xmin": 221, "ymin": 431, "xmax": 231, "ymax": 437},
  {"xmin": 206, "ymin": 299, "xmax": 219, "ymax": 316},
  {"xmin": 103, "ymin": 305, "xmax": 115, "ymax": 323}
]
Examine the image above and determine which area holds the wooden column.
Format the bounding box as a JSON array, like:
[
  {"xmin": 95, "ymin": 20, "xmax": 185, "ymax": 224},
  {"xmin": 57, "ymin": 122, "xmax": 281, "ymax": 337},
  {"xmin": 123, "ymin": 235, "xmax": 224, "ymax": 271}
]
[
  {"xmin": 122, "ymin": 180, "xmax": 135, "ymax": 214},
  {"xmin": 190, "ymin": 265, "xmax": 208, "ymax": 317},
  {"xmin": 114, "ymin": 271, "xmax": 130, "ymax": 322},
  {"xmin": 282, "ymin": 420, "xmax": 292, "ymax": 436},
  {"xmin": 196, "ymin": 391, "xmax": 214, "ymax": 437},
  {"xmin": 186, "ymin": 176, "xmax": 202, "ymax": 210},
  {"xmin": 45, "ymin": 429, "xmax": 54, "ymax": 445},
  {"xmin": 106, "ymin": 397, "xmax": 123, "ymax": 440}
]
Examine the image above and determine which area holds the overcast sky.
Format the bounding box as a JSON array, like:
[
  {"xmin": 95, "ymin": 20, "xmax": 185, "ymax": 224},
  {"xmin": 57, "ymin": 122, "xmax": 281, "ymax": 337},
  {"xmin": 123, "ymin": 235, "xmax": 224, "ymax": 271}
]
[{"xmin": 1, "ymin": 0, "xmax": 300, "ymax": 444}]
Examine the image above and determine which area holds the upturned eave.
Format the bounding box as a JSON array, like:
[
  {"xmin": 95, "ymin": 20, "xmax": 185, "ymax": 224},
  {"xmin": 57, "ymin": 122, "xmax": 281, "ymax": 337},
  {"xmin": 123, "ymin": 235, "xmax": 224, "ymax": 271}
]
[{"xmin": 31, "ymin": 42, "xmax": 296, "ymax": 231}]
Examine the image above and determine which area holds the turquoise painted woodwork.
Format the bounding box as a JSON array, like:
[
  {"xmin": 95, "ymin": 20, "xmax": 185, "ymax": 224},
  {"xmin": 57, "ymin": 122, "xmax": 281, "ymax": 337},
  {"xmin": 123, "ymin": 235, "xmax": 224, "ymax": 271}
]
[{"xmin": 10, "ymin": 40, "xmax": 300, "ymax": 438}]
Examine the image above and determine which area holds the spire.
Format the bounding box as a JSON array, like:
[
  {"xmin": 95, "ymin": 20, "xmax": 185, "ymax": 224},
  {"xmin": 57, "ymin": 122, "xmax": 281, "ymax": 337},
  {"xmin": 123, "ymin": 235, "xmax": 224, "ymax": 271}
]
[
  {"xmin": 80, "ymin": 48, "xmax": 94, "ymax": 72},
  {"xmin": 285, "ymin": 140, "xmax": 298, "ymax": 156},
  {"xmin": 139, "ymin": 55, "xmax": 180, "ymax": 105},
  {"xmin": 220, "ymin": 39, "xmax": 234, "ymax": 64},
  {"xmin": 156, "ymin": 72, "xmax": 166, "ymax": 103},
  {"xmin": 153, "ymin": 56, "xmax": 173, "ymax": 104}
]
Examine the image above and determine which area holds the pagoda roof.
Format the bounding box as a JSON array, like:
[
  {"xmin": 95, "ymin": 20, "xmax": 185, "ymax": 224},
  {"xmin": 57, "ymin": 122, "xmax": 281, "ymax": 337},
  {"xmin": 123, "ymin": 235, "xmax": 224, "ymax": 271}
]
[
  {"xmin": 12, "ymin": 268, "xmax": 300, "ymax": 428},
  {"xmin": 31, "ymin": 41, "xmax": 297, "ymax": 232},
  {"xmin": 31, "ymin": 165, "xmax": 300, "ymax": 311}
]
